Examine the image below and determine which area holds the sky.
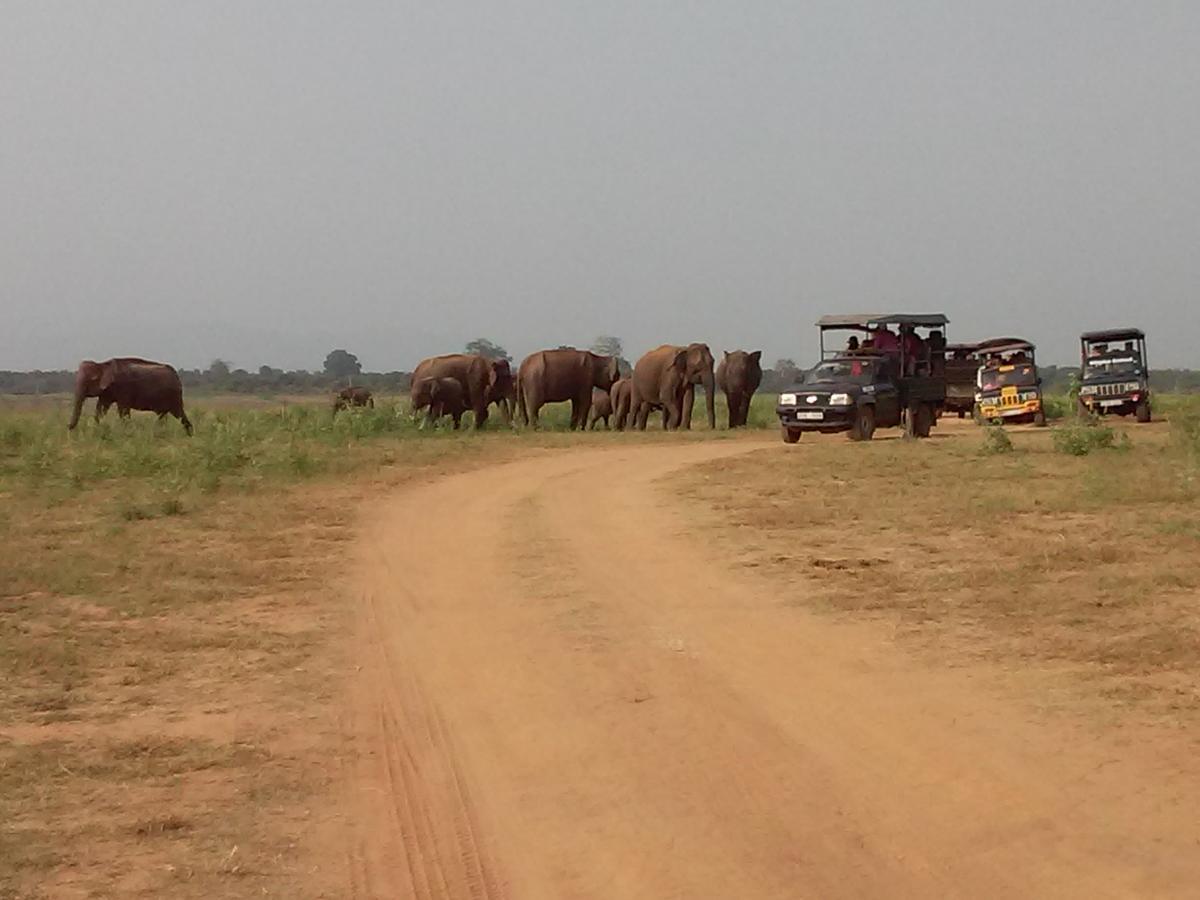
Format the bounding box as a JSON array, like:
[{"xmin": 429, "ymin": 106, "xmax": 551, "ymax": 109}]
[{"xmin": 3, "ymin": 1, "xmax": 1198, "ymax": 372}]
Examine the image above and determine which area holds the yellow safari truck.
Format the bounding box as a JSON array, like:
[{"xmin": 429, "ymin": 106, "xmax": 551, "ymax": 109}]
[{"xmin": 975, "ymin": 338, "xmax": 1047, "ymax": 427}]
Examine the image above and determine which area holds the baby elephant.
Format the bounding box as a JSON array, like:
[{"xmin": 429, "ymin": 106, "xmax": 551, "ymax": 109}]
[
  {"xmin": 587, "ymin": 387, "xmax": 614, "ymax": 430},
  {"xmin": 420, "ymin": 377, "xmax": 468, "ymax": 430},
  {"xmin": 332, "ymin": 386, "xmax": 374, "ymax": 415}
]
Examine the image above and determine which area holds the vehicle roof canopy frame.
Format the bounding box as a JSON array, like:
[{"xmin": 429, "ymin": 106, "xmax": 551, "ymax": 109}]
[
  {"xmin": 976, "ymin": 337, "xmax": 1036, "ymax": 356},
  {"xmin": 1080, "ymin": 328, "xmax": 1145, "ymax": 343},
  {"xmin": 815, "ymin": 313, "xmax": 950, "ymax": 330}
]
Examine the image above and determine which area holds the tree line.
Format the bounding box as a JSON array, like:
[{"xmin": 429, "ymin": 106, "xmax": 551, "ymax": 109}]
[{"xmin": 3, "ymin": 342, "xmax": 1199, "ymax": 396}]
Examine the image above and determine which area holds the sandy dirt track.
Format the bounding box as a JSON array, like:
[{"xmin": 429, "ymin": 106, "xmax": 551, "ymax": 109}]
[{"xmin": 344, "ymin": 439, "xmax": 1200, "ymax": 899}]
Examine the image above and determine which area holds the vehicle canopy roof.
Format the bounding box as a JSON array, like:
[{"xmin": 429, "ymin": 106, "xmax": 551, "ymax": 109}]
[
  {"xmin": 816, "ymin": 313, "xmax": 949, "ymax": 330},
  {"xmin": 945, "ymin": 341, "xmax": 981, "ymax": 354},
  {"xmin": 1080, "ymin": 328, "xmax": 1144, "ymax": 343},
  {"xmin": 976, "ymin": 337, "xmax": 1035, "ymax": 356}
]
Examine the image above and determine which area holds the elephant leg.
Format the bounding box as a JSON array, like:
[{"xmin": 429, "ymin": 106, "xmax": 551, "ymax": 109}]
[
  {"xmin": 633, "ymin": 401, "xmax": 649, "ymax": 431},
  {"xmin": 452, "ymin": 411, "xmax": 462, "ymax": 430},
  {"xmin": 740, "ymin": 394, "xmax": 752, "ymax": 427},
  {"xmin": 680, "ymin": 384, "xmax": 695, "ymax": 430},
  {"xmin": 118, "ymin": 405, "xmax": 131, "ymax": 419},
  {"xmin": 178, "ymin": 410, "xmax": 194, "ymax": 436}
]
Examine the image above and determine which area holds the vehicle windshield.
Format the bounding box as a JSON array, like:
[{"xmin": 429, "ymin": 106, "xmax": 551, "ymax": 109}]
[
  {"xmin": 978, "ymin": 363, "xmax": 1037, "ymax": 392},
  {"xmin": 1083, "ymin": 351, "xmax": 1142, "ymax": 381},
  {"xmin": 804, "ymin": 358, "xmax": 877, "ymax": 385}
]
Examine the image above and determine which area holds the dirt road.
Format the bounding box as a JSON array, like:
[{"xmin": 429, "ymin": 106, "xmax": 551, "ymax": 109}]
[{"xmin": 345, "ymin": 439, "xmax": 1200, "ymax": 899}]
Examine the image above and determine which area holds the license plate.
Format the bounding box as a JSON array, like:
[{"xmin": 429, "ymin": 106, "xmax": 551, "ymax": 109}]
[
  {"xmin": 1100, "ymin": 399, "xmax": 1126, "ymax": 408},
  {"xmin": 795, "ymin": 411, "xmax": 824, "ymax": 421}
]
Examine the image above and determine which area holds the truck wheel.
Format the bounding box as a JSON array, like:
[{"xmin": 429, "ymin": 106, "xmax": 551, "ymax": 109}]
[
  {"xmin": 906, "ymin": 403, "xmax": 933, "ymax": 438},
  {"xmin": 1076, "ymin": 397, "xmax": 1090, "ymax": 419},
  {"xmin": 849, "ymin": 406, "xmax": 875, "ymax": 442},
  {"xmin": 781, "ymin": 426, "xmax": 802, "ymax": 444},
  {"xmin": 957, "ymin": 410, "xmax": 965, "ymax": 420},
  {"xmin": 1136, "ymin": 401, "xmax": 1151, "ymax": 423},
  {"xmin": 972, "ymin": 403, "xmax": 983, "ymax": 425},
  {"xmin": 1033, "ymin": 410, "xmax": 1047, "ymax": 427}
]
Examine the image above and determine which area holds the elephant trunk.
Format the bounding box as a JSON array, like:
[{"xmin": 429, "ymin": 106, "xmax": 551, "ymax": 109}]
[
  {"xmin": 68, "ymin": 392, "xmax": 85, "ymax": 430},
  {"xmin": 704, "ymin": 370, "xmax": 716, "ymax": 429},
  {"xmin": 68, "ymin": 375, "xmax": 89, "ymax": 431}
]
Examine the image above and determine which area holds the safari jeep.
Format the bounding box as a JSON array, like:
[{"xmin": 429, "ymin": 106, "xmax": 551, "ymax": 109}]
[
  {"xmin": 1077, "ymin": 328, "xmax": 1152, "ymax": 423},
  {"xmin": 776, "ymin": 313, "xmax": 948, "ymax": 443},
  {"xmin": 944, "ymin": 341, "xmax": 982, "ymax": 419},
  {"xmin": 974, "ymin": 337, "xmax": 1046, "ymax": 427}
]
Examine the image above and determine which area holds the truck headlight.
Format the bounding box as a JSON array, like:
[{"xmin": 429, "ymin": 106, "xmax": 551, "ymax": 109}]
[
  {"xmin": 779, "ymin": 393, "xmax": 797, "ymax": 406},
  {"xmin": 1079, "ymin": 385, "xmax": 1097, "ymax": 396},
  {"xmin": 829, "ymin": 393, "xmax": 852, "ymax": 406}
]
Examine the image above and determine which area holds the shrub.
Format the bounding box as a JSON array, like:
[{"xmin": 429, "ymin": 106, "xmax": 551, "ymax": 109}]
[
  {"xmin": 1052, "ymin": 420, "xmax": 1118, "ymax": 456},
  {"xmin": 1170, "ymin": 406, "xmax": 1200, "ymax": 464},
  {"xmin": 1041, "ymin": 394, "xmax": 1072, "ymax": 421},
  {"xmin": 980, "ymin": 426, "xmax": 1014, "ymax": 455}
]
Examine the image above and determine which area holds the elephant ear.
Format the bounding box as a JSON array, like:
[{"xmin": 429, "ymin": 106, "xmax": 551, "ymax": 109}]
[
  {"xmin": 749, "ymin": 350, "xmax": 762, "ymax": 364},
  {"xmin": 724, "ymin": 350, "xmax": 730, "ymax": 359},
  {"xmin": 672, "ymin": 349, "xmax": 689, "ymax": 371},
  {"xmin": 98, "ymin": 363, "xmax": 119, "ymax": 392}
]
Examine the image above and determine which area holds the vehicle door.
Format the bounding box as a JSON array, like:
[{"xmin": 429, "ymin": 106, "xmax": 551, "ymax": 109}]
[{"xmin": 872, "ymin": 358, "xmax": 901, "ymax": 426}]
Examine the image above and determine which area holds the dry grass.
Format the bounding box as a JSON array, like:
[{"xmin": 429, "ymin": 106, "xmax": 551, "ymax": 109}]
[{"xmin": 674, "ymin": 417, "xmax": 1200, "ymax": 724}]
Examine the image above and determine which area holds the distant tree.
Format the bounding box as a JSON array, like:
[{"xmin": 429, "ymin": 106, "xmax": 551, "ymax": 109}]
[
  {"xmin": 323, "ymin": 349, "xmax": 362, "ymax": 380},
  {"xmin": 258, "ymin": 365, "xmax": 282, "ymax": 379},
  {"xmin": 207, "ymin": 359, "xmax": 231, "ymax": 378},
  {"xmin": 591, "ymin": 335, "xmax": 623, "ymax": 358},
  {"xmin": 464, "ymin": 338, "xmax": 510, "ymax": 362}
]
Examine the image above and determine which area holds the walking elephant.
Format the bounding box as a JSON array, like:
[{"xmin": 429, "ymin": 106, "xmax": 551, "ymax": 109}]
[
  {"xmin": 610, "ymin": 377, "xmax": 633, "ymax": 430},
  {"xmin": 630, "ymin": 344, "xmax": 714, "ymax": 430},
  {"xmin": 332, "ymin": 386, "xmax": 374, "ymax": 415},
  {"xmin": 414, "ymin": 377, "xmax": 468, "ymax": 429},
  {"xmin": 411, "ymin": 354, "xmax": 508, "ymax": 429},
  {"xmin": 715, "ymin": 350, "xmax": 763, "ymax": 428},
  {"xmin": 587, "ymin": 387, "xmax": 614, "ymax": 430},
  {"xmin": 516, "ymin": 349, "xmax": 621, "ymax": 429},
  {"xmin": 68, "ymin": 358, "xmax": 192, "ymax": 435}
]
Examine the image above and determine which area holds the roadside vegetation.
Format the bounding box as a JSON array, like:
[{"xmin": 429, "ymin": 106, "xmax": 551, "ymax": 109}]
[{"xmin": 676, "ymin": 396, "xmax": 1200, "ymax": 725}]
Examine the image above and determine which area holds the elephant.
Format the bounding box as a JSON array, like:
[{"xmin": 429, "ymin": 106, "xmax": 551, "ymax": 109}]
[
  {"xmin": 630, "ymin": 344, "xmax": 714, "ymax": 431},
  {"xmin": 410, "ymin": 354, "xmax": 509, "ymax": 429},
  {"xmin": 485, "ymin": 358, "xmax": 515, "ymax": 424},
  {"xmin": 332, "ymin": 386, "xmax": 374, "ymax": 415},
  {"xmin": 415, "ymin": 377, "xmax": 468, "ymax": 429},
  {"xmin": 68, "ymin": 357, "xmax": 192, "ymax": 435},
  {"xmin": 715, "ymin": 350, "xmax": 763, "ymax": 428},
  {"xmin": 610, "ymin": 377, "xmax": 633, "ymax": 430},
  {"xmin": 516, "ymin": 349, "xmax": 621, "ymax": 429},
  {"xmin": 587, "ymin": 387, "xmax": 614, "ymax": 430}
]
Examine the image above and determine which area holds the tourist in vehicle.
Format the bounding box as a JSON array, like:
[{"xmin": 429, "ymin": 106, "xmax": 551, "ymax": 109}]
[
  {"xmin": 899, "ymin": 325, "xmax": 924, "ymax": 375},
  {"xmin": 846, "ymin": 335, "xmax": 860, "ymax": 352},
  {"xmin": 872, "ymin": 327, "xmax": 899, "ymax": 353},
  {"xmin": 927, "ymin": 330, "xmax": 946, "ymax": 375}
]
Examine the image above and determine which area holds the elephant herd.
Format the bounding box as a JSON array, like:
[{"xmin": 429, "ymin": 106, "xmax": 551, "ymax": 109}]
[
  {"xmin": 65, "ymin": 343, "xmax": 763, "ymax": 435},
  {"xmin": 410, "ymin": 343, "xmax": 763, "ymax": 432}
]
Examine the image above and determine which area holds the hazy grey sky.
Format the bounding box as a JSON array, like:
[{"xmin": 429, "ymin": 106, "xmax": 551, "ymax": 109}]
[{"xmin": 3, "ymin": 1, "xmax": 1198, "ymax": 371}]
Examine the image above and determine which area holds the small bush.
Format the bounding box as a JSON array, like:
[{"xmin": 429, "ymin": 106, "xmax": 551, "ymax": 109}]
[
  {"xmin": 1171, "ymin": 406, "xmax": 1200, "ymax": 465},
  {"xmin": 1041, "ymin": 395, "xmax": 1072, "ymax": 421},
  {"xmin": 980, "ymin": 426, "xmax": 1014, "ymax": 455},
  {"xmin": 1053, "ymin": 420, "xmax": 1118, "ymax": 456}
]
